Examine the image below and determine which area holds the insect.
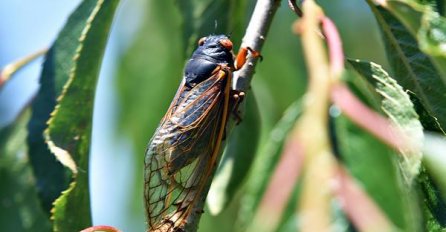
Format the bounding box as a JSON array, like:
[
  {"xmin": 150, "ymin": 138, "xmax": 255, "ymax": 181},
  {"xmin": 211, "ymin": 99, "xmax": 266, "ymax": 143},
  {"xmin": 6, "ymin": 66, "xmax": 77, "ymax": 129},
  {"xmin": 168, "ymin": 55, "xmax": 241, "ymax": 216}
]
[{"xmin": 144, "ymin": 34, "xmax": 260, "ymax": 232}]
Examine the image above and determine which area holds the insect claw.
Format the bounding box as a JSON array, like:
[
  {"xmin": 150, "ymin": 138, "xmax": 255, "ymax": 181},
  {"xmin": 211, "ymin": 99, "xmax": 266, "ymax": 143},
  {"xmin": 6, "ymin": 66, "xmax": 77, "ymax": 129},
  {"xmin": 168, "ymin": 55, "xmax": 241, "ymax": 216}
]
[
  {"xmin": 229, "ymin": 90, "xmax": 245, "ymax": 125},
  {"xmin": 246, "ymin": 47, "xmax": 263, "ymax": 61}
]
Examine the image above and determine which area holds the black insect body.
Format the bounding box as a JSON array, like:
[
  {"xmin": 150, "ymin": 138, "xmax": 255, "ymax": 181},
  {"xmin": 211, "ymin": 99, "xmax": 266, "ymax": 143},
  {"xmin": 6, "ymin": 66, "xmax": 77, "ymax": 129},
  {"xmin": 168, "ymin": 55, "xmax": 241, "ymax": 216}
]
[{"xmin": 144, "ymin": 35, "xmax": 259, "ymax": 232}]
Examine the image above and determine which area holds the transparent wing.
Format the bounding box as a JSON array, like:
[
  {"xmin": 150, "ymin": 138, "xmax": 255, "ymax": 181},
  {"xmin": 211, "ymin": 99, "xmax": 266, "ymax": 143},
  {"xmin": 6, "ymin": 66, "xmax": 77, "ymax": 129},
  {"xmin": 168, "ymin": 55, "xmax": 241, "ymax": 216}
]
[{"xmin": 144, "ymin": 70, "xmax": 229, "ymax": 231}]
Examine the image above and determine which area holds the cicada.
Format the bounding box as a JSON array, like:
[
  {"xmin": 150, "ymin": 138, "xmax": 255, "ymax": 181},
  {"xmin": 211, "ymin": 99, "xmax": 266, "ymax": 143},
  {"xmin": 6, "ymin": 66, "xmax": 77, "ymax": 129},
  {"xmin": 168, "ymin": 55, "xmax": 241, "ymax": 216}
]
[{"xmin": 144, "ymin": 35, "xmax": 260, "ymax": 232}]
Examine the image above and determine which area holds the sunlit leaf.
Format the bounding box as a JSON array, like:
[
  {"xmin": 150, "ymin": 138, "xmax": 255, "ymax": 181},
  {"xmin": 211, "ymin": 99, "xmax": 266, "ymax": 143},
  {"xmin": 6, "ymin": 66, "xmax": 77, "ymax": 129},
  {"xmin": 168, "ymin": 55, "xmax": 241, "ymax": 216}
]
[
  {"xmin": 29, "ymin": 0, "xmax": 120, "ymax": 231},
  {"xmin": 349, "ymin": 59, "xmax": 423, "ymax": 184},
  {"xmin": 27, "ymin": 0, "xmax": 109, "ymax": 214}
]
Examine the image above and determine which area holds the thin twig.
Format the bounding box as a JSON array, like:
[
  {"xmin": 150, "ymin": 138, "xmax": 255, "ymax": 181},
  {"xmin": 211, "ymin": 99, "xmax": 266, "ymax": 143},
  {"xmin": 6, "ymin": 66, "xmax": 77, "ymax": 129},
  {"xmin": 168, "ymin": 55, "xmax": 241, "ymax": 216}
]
[
  {"xmin": 288, "ymin": 0, "xmax": 303, "ymax": 17},
  {"xmin": 233, "ymin": 0, "xmax": 281, "ymax": 91},
  {"xmin": 0, "ymin": 48, "xmax": 48, "ymax": 89},
  {"xmin": 183, "ymin": 0, "xmax": 281, "ymax": 231}
]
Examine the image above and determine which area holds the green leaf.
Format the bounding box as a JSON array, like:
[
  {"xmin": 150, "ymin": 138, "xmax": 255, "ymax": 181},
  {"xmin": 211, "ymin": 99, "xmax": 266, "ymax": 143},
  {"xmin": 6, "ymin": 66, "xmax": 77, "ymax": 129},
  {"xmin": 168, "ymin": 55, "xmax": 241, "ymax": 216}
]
[
  {"xmin": 236, "ymin": 100, "xmax": 302, "ymax": 230},
  {"xmin": 348, "ymin": 59, "xmax": 424, "ymax": 184},
  {"xmin": 0, "ymin": 111, "xmax": 51, "ymax": 232},
  {"xmin": 418, "ymin": 167, "xmax": 446, "ymax": 230},
  {"xmin": 376, "ymin": 0, "xmax": 446, "ymax": 82},
  {"xmin": 367, "ymin": 1, "xmax": 446, "ymax": 132},
  {"xmin": 409, "ymin": 92, "xmax": 446, "ymax": 134},
  {"xmin": 30, "ymin": 0, "xmax": 120, "ymax": 231},
  {"xmin": 335, "ymin": 115, "xmax": 421, "ymax": 231},
  {"xmin": 27, "ymin": 0, "xmax": 111, "ymax": 214},
  {"xmin": 207, "ymin": 91, "xmax": 261, "ymax": 215}
]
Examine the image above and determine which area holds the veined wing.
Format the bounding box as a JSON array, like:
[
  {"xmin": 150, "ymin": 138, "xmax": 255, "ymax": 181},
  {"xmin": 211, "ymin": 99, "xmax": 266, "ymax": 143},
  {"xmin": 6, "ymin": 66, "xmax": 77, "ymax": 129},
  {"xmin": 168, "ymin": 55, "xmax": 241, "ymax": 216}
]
[{"xmin": 144, "ymin": 69, "xmax": 230, "ymax": 231}]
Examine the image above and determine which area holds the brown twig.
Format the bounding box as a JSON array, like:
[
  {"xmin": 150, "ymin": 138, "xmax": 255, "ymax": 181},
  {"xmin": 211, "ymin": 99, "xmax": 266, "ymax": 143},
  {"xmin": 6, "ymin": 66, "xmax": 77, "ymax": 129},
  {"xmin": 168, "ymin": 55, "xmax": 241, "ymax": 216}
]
[{"xmin": 0, "ymin": 48, "xmax": 48, "ymax": 89}]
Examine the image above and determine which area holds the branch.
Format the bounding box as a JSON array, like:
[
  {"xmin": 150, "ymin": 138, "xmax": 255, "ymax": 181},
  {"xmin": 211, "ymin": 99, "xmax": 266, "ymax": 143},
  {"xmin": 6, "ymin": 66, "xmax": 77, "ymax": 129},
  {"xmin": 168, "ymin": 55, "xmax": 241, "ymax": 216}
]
[
  {"xmin": 184, "ymin": 0, "xmax": 281, "ymax": 231},
  {"xmin": 0, "ymin": 48, "xmax": 48, "ymax": 89},
  {"xmin": 233, "ymin": 0, "xmax": 281, "ymax": 91}
]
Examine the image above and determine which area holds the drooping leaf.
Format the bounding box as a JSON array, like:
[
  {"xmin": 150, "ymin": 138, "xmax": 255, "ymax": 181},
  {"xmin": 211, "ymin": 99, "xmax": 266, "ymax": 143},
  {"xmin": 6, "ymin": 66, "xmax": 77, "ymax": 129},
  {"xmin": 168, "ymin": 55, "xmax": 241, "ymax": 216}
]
[
  {"xmin": 31, "ymin": 0, "xmax": 120, "ymax": 231},
  {"xmin": 27, "ymin": 0, "xmax": 108, "ymax": 214},
  {"xmin": 207, "ymin": 91, "xmax": 261, "ymax": 215},
  {"xmin": 367, "ymin": 1, "xmax": 446, "ymax": 132},
  {"xmin": 236, "ymin": 100, "xmax": 302, "ymax": 230},
  {"xmin": 348, "ymin": 59, "xmax": 423, "ymax": 184},
  {"xmin": 0, "ymin": 111, "xmax": 50, "ymax": 232},
  {"xmin": 335, "ymin": 115, "xmax": 421, "ymax": 231}
]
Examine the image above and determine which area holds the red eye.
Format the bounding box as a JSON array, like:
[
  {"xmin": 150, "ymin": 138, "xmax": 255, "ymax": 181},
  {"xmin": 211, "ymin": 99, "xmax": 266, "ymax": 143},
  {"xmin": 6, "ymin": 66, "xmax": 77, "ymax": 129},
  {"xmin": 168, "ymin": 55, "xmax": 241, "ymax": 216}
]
[
  {"xmin": 219, "ymin": 39, "xmax": 233, "ymax": 50},
  {"xmin": 198, "ymin": 37, "xmax": 207, "ymax": 46}
]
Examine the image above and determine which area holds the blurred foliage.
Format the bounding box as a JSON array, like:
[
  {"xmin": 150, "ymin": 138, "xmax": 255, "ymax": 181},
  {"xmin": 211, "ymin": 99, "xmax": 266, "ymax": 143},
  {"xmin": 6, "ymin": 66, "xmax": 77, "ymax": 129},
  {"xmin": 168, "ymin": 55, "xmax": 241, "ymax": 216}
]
[
  {"xmin": 208, "ymin": 92, "xmax": 261, "ymax": 215},
  {"xmin": 1, "ymin": 0, "xmax": 446, "ymax": 232},
  {"xmin": 0, "ymin": 111, "xmax": 50, "ymax": 232}
]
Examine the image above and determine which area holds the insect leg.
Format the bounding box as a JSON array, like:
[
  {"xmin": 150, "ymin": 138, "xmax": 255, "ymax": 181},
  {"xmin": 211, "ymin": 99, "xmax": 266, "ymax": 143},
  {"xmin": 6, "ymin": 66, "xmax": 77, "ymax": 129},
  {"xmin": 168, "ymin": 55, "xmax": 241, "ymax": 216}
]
[
  {"xmin": 229, "ymin": 90, "xmax": 245, "ymax": 125},
  {"xmin": 234, "ymin": 47, "xmax": 262, "ymax": 70}
]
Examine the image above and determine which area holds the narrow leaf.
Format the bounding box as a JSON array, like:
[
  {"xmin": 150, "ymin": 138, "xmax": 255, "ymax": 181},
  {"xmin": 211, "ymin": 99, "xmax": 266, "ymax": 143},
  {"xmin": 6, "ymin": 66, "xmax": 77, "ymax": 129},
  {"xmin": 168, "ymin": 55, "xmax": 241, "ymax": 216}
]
[
  {"xmin": 349, "ymin": 59, "xmax": 423, "ymax": 184},
  {"xmin": 34, "ymin": 0, "xmax": 119, "ymax": 231},
  {"xmin": 27, "ymin": 0, "xmax": 107, "ymax": 214},
  {"xmin": 0, "ymin": 112, "xmax": 51, "ymax": 232}
]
